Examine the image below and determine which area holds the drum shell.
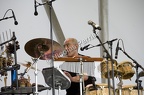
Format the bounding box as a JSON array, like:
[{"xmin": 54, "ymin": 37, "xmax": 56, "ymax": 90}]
[
  {"xmin": 85, "ymin": 83, "xmax": 113, "ymax": 95},
  {"xmin": 100, "ymin": 59, "xmax": 118, "ymax": 78},
  {"xmin": 116, "ymin": 85, "xmax": 143, "ymax": 95},
  {"xmin": 18, "ymin": 78, "xmax": 31, "ymax": 87},
  {"xmin": 117, "ymin": 61, "xmax": 135, "ymax": 79}
]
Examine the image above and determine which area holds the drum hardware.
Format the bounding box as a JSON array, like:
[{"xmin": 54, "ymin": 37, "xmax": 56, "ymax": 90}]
[
  {"xmin": 19, "ymin": 61, "xmax": 40, "ymax": 75},
  {"xmin": 135, "ymin": 71, "xmax": 144, "ymax": 92},
  {"xmin": 136, "ymin": 71, "xmax": 144, "ymax": 82},
  {"xmin": 3, "ymin": 64, "xmax": 20, "ymax": 71},
  {"xmin": 30, "ymin": 54, "xmax": 43, "ymax": 94},
  {"xmin": 116, "ymin": 70, "xmax": 124, "ymax": 95},
  {"xmin": 118, "ymin": 46, "xmax": 144, "ymax": 95},
  {"xmin": 134, "ymin": 80, "xmax": 143, "ymax": 90},
  {"xmin": 100, "ymin": 59, "xmax": 117, "ymax": 95},
  {"xmin": 24, "ymin": 38, "xmax": 63, "ymax": 95},
  {"xmin": 0, "ymin": 86, "xmax": 51, "ymax": 94},
  {"xmin": 79, "ymin": 57, "xmax": 85, "ymax": 95},
  {"xmin": 91, "ymin": 26, "xmax": 117, "ymax": 95}
]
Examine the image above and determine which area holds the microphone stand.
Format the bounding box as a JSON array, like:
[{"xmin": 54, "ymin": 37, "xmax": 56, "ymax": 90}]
[
  {"xmin": 92, "ymin": 28, "xmax": 116, "ymax": 95},
  {"xmin": 48, "ymin": 1, "xmax": 56, "ymax": 95},
  {"xmin": 119, "ymin": 47, "xmax": 144, "ymax": 95},
  {"xmin": 33, "ymin": 1, "xmax": 56, "ymax": 95},
  {"xmin": 0, "ymin": 16, "xmax": 13, "ymax": 21},
  {"xmin": 107, "ymin": 39, "xmax": 117, "ymax": 95}
]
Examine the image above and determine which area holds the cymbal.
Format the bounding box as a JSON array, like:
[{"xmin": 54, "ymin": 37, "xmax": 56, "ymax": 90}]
[
  {"xmin": 24, "ymin": 38, "xmax": 63, "ymax": 60},
  {"xmin": 20, "ymin": 62, "xmax": 40, "ymax": 71}
]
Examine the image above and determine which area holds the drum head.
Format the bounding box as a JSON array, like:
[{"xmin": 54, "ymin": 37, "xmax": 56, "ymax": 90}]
[{"xmin": 117, "ymin": 61, "xmax": 135, "ymax": 79}]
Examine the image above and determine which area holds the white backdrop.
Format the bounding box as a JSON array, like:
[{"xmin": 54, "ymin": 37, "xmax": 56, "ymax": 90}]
[{"xmin": 0, "ymin": 0, "xmax": 144, "ymax": 95}]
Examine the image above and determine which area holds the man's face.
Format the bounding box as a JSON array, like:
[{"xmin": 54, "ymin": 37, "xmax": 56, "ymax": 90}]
[{"xmin": 63, "ymin": 39, "xmax": 77, "ymax": 57}]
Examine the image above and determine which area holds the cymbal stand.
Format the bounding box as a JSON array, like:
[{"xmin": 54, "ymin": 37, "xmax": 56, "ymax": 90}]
[
  {"xmin": 119, "ymin": 47, "xmax": 144, "ymax": 95},
  {"xmin": 33, "ymin": 1, "xmax": 56, "ymax": 95},
  {"xmin": 91, "ymin": 28, "xmax": 115, "ymax": 95},
  {"xmin": 117, "ymin": 72, "xmax": 123, "ymax": 95},
  {"xmin": 31, "ymin": 53, "xmax": 44, "ymax": 95}
]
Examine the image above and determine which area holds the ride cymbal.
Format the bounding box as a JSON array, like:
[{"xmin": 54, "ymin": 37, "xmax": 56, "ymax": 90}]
[{"xmin": 24, "ymin": 38, "xmax": 63, "ymax": 60}]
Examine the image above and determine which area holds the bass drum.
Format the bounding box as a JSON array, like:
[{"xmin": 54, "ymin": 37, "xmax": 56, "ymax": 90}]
[
  {"xmin": 85, "ymin": 83, "xmax": 113, "ymax": 95},
  {"xmin": 116, "ymin": 85, "xmax": 143, "ymax": 95}
]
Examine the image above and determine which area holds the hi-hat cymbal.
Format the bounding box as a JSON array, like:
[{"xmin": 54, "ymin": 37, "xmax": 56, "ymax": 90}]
[
  {"xmin": 19, "ymin": 62, "xmax": 40, "ymax": 71},
  {"xmin": 24, "ymin": 38, "xmax": 63, "ymax": 60}
]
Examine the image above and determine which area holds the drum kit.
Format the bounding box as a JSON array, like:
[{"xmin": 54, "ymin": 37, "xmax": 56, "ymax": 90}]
[{"xmin": 0, "ymin": 37, "xmax": 144, "ymax": 95}]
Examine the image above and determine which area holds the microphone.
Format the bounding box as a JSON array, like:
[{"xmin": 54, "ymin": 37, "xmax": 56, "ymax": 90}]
[
  {"xmin": 12, "ymin": 10, "xmax": 18, "ymax": 25},
  {"xmin": 34, "ymin": 0, "xmax": 38, "ymax": 16},
  {"xmin": 115, "ymin": 40, "xmax": 119, "ymax": 59},
  {"xmin": 88, "ymin": 20, "xmax": 101, "ymax": 30},
  {"xmin": 80, "ymin": 44, "xmax": 90, "ymax": 51}
]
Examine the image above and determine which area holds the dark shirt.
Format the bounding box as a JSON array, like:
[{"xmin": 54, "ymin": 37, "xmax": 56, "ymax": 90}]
[{"xmin": 65, "ymin": 71, "xmax": 95, "ymax": 95}]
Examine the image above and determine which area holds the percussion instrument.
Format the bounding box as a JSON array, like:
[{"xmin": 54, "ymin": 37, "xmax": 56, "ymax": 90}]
[
  {"xmin": 116, "ymin": 85, "xmax": 143, "ymax": 95},
  {"xmin": 19, "ymin": 61, "xmax": 40, "ymax": 71},
  {"xmin": 57, "ymin": 57, "xmax": 103, "ymax": 76},
  {"xmin": 0, "ymin": 56, "xmax": 13, "ymax": 76},
  {"xmin": 100, "ymin": 59, "xmax": 118, "ymax": 78},
  {"xmin": 18, "ymin": 76, "xmax": 31, "ymax": 87},
  {"xmin": 85, "ymin": 83, "xmax": 113, "ymax": 95},
  {"xmin": 24, "ymin": 38, "xmax": 63, "ymax": 60},
  {"xmin": 117, "ymin": 61, "xmax": 135, "ymax": 79}
]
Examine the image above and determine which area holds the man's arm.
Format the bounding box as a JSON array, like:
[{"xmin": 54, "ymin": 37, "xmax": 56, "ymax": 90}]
[{"xmin": 64, "ymin": 71, "xmax": 88, "ymax": 82}]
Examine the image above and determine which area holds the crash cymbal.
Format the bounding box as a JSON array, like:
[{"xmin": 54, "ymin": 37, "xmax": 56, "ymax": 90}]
[{"xmin": 24, "ymin": 38, "xmax": 63, "ymax": 60}]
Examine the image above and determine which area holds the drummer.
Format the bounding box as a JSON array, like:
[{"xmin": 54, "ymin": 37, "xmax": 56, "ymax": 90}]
[{"xmin": 56, "ymin": 38, "xmax": 96, "ymax": 95}]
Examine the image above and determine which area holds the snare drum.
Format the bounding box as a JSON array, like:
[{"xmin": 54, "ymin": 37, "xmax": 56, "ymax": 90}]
[
  {"xmin": 117, "ymin": 61, "xmax": 135, "ymax": 79},
  {"xmin": 100, "ymin": 59, "xmax": 118, "ymax": 78},
  {"xmin": 116, "ymin": 85, "xmax": 143, "ymax": 95},
  {"xmin": 85, "ymin": 83, "xmax": 113, "ymax": 95}
]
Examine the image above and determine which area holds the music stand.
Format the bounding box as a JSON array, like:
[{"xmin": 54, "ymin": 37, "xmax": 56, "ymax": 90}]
[{"xmin": 42, "ymin": 67, "xmax": 71, "ymax": 90}]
